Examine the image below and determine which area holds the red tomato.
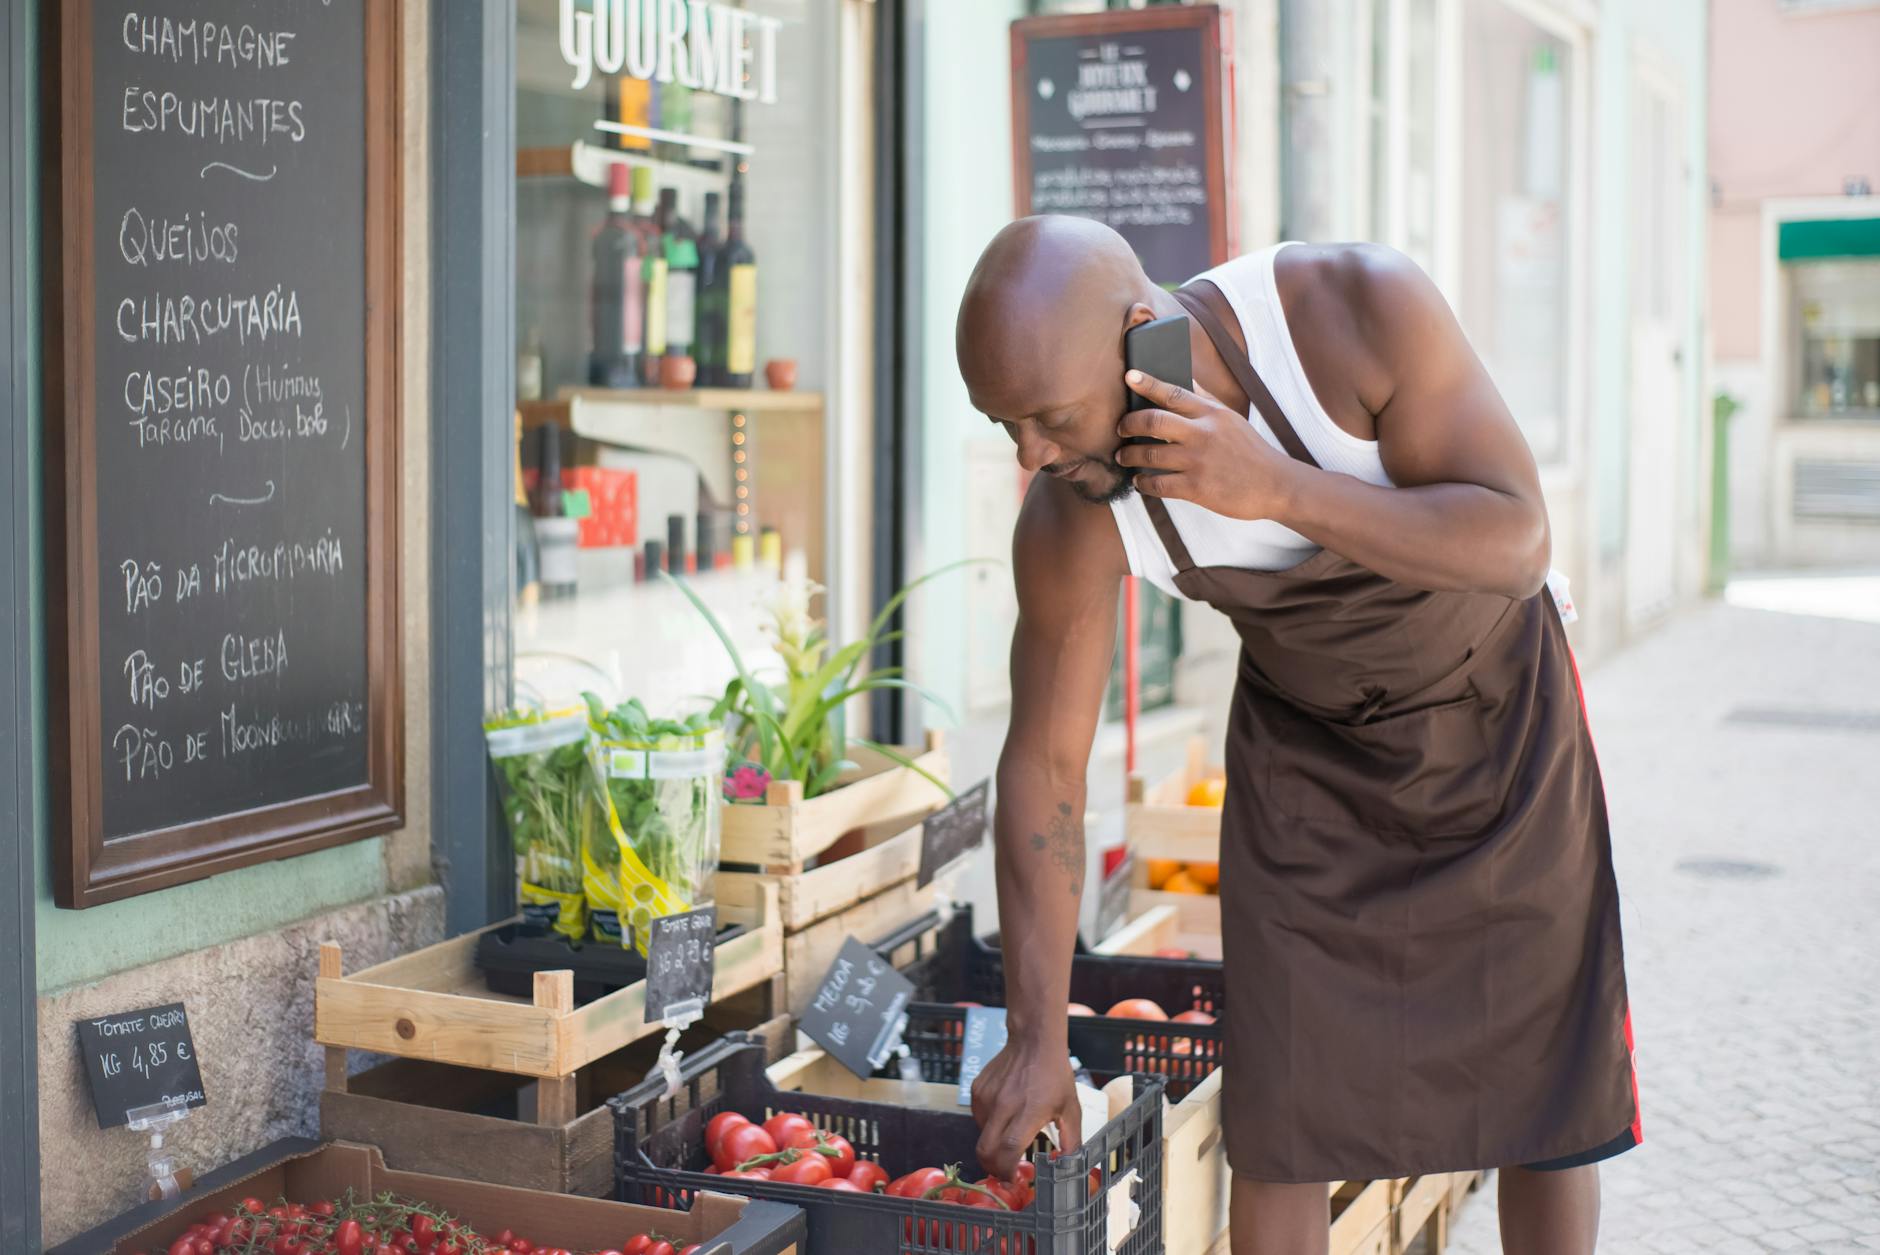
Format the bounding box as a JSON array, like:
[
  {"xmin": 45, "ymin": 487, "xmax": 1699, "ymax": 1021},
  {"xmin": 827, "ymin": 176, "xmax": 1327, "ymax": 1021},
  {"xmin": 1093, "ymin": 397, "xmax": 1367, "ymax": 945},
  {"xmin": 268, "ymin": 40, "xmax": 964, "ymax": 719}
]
[
  {"xmin": 241, "ymin": 1199, "xmax": 266, "ymax": 1216},
  {"xmin": 817, "ymin": 1177, "xmax": 863, "ymax": 1191},
  {"xmin": 717, "ymin": 1167, "xmax": 772, "ymax": 1181},
  {"xmin": 1171, "ymin": 1009, "xmax": 1216, "ymax": 1025},
  {"xmin": 167, "ymin": 1239, "xmax": 196, "ymax": 1255},
  {"xmin": 769, "ymin": 1149, "xmax": 833, "ymax": 1186},
  {"xmin": 1152, "ymin": 946, "xmax": 1194, "ymax": 959},
  {"xmin": 1067, "ymin": 1003, "xmax": 1097, "ymax": 1016},
  {"xmin": 647, "ymin": 1243, "xmax": 675, "ymax": 1255},
  {"xmin": 973, "ymin": 1177, "xmax": 1023, "ymax": 1210},
  {"xmin": 809, "ymin": 1132, "xmax": 856, "ymax": 1179},
  {"xmin": 716, "ymin": 1123, "xmax": 779, "ymax": 1171},
  {"xmin": 308, "ymin": 1201, "xmax": 337, "ymax": 1218},
  {"xmin": 622, "ymin": 1238, "xmax": 651, "ymax": 1255},
  {"xmin": 507, "ymin": 1238, "xmax": 533, "ymax": 1254},
  {"xmin": 336, "ymin": 1220, "xmax": 365, "ymax": 1255},
  {"xmin": 494, "ymin": 1233, "xmax": 515, "ymax": 1248},
  {"xmin": 1105, "ymin": 998, "xmax": 1168, "ymax": 1020},
  {"xmin": 887, "ymin": 1167, "xmax": 950, "ymax": 1199},
  {"xmin": 761, "ymin": 1112, "xmax": 815, "ymax": 1148},
  {"xmin": 704, "ymin": 1112, "xmax": 751, "ymax": 1164},
  {"xmin": 847, "ymin": 1160, "xmax": 890, "ymax": 1192}
]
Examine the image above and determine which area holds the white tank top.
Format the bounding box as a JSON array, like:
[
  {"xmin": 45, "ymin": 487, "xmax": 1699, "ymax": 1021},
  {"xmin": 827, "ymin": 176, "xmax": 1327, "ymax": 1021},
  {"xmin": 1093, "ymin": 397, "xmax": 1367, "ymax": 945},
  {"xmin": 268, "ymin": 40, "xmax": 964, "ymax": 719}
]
[{"xmin": 1110, "ymin": 242, "xmax": 1393, "ymax": 598}]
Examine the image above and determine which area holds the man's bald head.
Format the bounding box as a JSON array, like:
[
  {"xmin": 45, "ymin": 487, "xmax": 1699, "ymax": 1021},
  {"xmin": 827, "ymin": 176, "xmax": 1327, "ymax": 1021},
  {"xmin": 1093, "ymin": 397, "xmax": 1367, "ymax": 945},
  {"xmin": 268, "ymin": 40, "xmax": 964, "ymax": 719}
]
[{"xmin": 956, "ymin": 217, "xmax": 1153, "ymax": 415}]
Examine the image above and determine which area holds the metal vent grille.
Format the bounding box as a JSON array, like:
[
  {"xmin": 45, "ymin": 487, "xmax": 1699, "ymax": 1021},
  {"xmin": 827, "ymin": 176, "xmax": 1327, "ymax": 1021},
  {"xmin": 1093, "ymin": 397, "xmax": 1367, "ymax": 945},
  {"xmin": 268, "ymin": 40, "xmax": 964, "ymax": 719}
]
[{"xmin": 1793, "ymin": 460, "xmax": 1880, "ymax": 521}]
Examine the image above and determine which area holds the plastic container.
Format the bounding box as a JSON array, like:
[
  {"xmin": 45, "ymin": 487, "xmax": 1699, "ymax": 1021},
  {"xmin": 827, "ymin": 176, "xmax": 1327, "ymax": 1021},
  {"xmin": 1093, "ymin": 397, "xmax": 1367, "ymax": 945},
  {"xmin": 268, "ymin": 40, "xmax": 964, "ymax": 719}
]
[
  {"xmin": 474, "ymin": 920, "xmax": 751, "ymax": 1004},
  {"xmin": 612, "ymin": 1035, "xmax": 1166, "ymax": 1255},
  {"xmin": 879, "ymin": 908, "xmax": 1227, "ymax": 1100},
  {"xmin": 484, "ymin": 709, "xmax": 606, "ymax": 941}
]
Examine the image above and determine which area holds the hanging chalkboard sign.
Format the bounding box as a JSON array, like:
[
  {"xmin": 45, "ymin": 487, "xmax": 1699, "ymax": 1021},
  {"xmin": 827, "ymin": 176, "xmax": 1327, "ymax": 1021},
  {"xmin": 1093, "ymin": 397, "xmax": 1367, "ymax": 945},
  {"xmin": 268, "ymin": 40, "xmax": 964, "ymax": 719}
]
[
  {"xmin": 917, "ymin": 779, "xmax": 990, "ymax": 889},
  {"xmin": 1010, "ymin": 6, "xmax": 1230, "ymax": 287},
  {"xmin": 643, "ymin": 906, "xmax": 718, "ymax": 1025},
  {"xmin": 76, "ymin": 1002, "xmax": 207, "ymax": 1130},
  {"xmin": 48, "ymin": 1, "xmax": 403, "ymax": 907},
  {"xmin": 955, "ymin": 1005, "xmax": 1010, "ymax": 1107}
]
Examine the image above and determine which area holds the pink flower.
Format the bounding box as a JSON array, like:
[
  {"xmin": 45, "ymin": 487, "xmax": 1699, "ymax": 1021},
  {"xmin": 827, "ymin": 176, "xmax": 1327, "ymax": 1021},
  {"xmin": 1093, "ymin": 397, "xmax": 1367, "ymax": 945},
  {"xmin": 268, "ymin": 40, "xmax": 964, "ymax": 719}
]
[{"xmin": 725, "ymin": 762, "xmax": 772, "ymax": 803}]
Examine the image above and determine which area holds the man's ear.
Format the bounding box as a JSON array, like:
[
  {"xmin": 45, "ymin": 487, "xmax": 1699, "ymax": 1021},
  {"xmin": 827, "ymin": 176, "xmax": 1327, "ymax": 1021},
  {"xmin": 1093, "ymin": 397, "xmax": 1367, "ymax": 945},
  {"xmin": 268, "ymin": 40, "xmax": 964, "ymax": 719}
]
[{"xmin": 1124, "ymin": 302, "xmax": 1158, "ymax": 331}]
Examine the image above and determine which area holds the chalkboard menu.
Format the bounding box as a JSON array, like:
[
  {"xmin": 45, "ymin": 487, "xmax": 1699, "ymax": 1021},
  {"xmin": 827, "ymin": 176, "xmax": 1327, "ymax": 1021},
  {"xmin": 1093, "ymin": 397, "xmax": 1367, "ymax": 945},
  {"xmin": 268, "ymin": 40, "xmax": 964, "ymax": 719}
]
[
  {"xmin": 49, "ymin": 1, "xmax": 403, "ymax": 907},
  {"xmin": 1010, "ymin": 6, "xmax": 1230, "ymax": 286}
]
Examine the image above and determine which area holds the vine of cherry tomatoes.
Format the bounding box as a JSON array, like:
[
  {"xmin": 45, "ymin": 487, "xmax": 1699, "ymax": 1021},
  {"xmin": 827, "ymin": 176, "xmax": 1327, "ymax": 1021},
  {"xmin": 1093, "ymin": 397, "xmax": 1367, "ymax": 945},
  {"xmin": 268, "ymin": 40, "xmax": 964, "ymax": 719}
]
[{"xmin": 127, "ymin": 1191, "xmax": 706, "ymax": 1255}]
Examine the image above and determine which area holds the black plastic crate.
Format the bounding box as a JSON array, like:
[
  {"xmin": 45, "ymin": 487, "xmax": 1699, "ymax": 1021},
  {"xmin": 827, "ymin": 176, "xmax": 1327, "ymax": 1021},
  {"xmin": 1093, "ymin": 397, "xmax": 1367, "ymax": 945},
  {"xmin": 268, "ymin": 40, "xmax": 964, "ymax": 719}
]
[
  {"xmin": 612, "ymin": 1034, "xmax": 1165, "ymax": 1255},
  {"xmin": 876, "ymin": 907, "xmax": 1226, "ymax": 1099},
  {"xmin": 475, "ymin": 920, "xmax": 749, "ymax": 1004}
]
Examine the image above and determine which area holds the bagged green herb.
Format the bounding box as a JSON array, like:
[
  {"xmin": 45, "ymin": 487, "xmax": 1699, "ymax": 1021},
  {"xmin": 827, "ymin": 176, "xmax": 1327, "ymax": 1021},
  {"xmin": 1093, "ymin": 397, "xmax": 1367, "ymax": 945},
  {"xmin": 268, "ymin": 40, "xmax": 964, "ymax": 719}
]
[
  {"xmin": 585, "ymin": 696, "xmax": 724, "ymax": 954},
  {"xmin": 484, "ymin": 708, "xmax": 602, "ymax": 941}
]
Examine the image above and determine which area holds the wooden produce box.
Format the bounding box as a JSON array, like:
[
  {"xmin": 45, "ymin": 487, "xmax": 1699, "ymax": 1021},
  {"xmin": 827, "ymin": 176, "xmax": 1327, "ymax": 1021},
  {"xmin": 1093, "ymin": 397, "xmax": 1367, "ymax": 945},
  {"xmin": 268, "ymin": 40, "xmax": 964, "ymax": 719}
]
[
  {"xmin": 720, "ymin": 810, "xmax": 945, "ymax": 1017},
  {"xmin": 1095, "ymin": 902, "xmax": 1223, "ymax": 963},
  {"xmin": 720, "ymin": 733, "xmax": 950, "ymax": 871},
  {"xmin": 321, "ymin": 984, "xmax": 795, "ymax": 1198},
  {"xmin": 316, "ymin": 875, "xmax": 784, "ymax": 1117},
  {"xmin": 85, "ymin": 1141, "xmax": 805, "ymax": 1255},
  {"xmin": 1124, "ymin": 736, "xmax": 1224, "ymax": 865}
]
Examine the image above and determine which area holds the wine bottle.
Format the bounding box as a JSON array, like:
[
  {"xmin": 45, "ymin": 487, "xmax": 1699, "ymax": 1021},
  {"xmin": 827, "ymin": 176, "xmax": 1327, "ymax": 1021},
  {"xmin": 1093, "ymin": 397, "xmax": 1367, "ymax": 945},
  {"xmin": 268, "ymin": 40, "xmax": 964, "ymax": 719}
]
[
  {"xmin": 695, "ymin": 192, "xmax": 725, "ymax": 387},
  {"xmin": 719, "ymin": 172, "xmax": 759, "ymax": 389},
  {"xmin": 631, "ymin": 166, "xmax": 667, "ymax": 387},
  {"xmin": 660, "ymin": 187, "xmax": 700, "ymax": 377},
  {"xmin": 589, "ymin": 163, "xmax": 643, "ymax": 388}
]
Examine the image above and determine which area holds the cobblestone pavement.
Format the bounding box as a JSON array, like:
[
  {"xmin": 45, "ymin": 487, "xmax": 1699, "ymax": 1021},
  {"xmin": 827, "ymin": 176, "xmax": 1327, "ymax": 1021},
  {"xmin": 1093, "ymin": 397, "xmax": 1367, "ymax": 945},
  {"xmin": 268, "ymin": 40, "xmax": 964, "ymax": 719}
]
[{"xmin": 1446, "ymin": 588, "xmax": 1880, "ymax": 1252}]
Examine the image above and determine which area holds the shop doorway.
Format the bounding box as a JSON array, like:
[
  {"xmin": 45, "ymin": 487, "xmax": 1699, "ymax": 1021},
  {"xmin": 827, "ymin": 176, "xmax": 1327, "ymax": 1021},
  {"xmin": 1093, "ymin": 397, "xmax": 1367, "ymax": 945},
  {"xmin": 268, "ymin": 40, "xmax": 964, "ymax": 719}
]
[{"xmin": 1625, "ymin": 56, "xmax": 1688, "ymax": 629}]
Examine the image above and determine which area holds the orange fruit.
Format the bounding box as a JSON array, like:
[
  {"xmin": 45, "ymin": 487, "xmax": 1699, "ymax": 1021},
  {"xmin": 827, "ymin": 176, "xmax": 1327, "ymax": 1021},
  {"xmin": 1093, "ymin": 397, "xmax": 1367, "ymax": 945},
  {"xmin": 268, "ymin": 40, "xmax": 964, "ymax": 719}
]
[
  {"xmin": 1185, "ymin": 777, "xmax": 1226, "ymax": 808},
  {"xmin": 1162, "ymin": 870, "xmax": 1205, "ymax": 895},
  {"xmin": 1172, "ymin": 1009, "xmax": 1216, "ymax": 1025},
  {"xmin": 1186, "ymin": 861, "xmax": 1220, "ymax": 889},
  {"xmin": 1068, "ymin": 1002, "xmax": 1098, "ymax": 1016},
  {"xmin": 1146, "ymin": 858, "xmax": 1182, "ymax": 890}
]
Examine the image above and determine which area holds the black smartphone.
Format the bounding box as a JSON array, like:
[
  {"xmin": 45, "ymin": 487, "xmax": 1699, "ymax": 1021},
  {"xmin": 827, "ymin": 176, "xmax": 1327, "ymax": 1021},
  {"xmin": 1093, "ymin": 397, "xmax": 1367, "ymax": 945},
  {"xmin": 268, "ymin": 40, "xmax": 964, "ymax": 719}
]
[{"xmin": 1123, "ymin": 314, "xmax": 1192, "ymax": 445}]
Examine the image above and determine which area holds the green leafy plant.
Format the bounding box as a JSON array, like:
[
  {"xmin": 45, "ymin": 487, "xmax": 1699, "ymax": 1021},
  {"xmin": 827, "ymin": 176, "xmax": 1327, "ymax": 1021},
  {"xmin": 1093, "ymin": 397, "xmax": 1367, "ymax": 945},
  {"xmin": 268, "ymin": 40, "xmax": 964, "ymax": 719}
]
[
  {"xmin": 667, "ymin": 563, "xmax": 987, "ymax": 800},
  {"xmin": 483, "ymin": 709, "xmax": 597, "ymax": 937},
  {"xmin": 584, "ymin": 694, "xmax": 722, "ymax": 913}
]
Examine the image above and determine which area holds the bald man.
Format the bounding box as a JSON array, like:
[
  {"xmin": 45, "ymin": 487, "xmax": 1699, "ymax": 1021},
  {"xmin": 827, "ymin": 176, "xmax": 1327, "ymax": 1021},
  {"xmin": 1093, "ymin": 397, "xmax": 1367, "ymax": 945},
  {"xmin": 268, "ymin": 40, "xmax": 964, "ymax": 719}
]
[{"xmin": 958, "ymin": 218, "xmax": 1639, "ymax": 1255}]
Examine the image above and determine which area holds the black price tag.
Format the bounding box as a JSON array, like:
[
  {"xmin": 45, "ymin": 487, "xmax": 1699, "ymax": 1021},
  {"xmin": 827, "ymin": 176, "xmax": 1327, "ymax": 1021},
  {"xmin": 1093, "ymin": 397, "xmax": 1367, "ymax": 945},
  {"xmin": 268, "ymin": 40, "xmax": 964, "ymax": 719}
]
[
  {"xmin": 956, "ymin": 1005, "xmax": 1010, "ymax": 1107},
  {"xmin": 918, "ymin": 780, "xmax": 990, "ymax": 888},
  {"xmin": 801, "ymin": 935, "xmax": 917, "ymax": 1079},
  {"xmin": 76, "ymin": 1002, "xmax": 206, "ymax": 1130},
  {"xmin": 644, "ymin": 906, "xmax": 717, "ymax": 1025},
  {"xmin": 1094, "ymin": 849, "xmax": 1137, "ymax": 944}
]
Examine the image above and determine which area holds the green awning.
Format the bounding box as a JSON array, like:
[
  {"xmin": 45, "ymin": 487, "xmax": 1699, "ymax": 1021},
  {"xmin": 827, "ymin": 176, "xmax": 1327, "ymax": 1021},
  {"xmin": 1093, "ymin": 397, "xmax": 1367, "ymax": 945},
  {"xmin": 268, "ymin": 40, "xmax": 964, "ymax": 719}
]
[{"xmin": 1779, "ymin": 217, "xmax": 1880, "ymax": 263}]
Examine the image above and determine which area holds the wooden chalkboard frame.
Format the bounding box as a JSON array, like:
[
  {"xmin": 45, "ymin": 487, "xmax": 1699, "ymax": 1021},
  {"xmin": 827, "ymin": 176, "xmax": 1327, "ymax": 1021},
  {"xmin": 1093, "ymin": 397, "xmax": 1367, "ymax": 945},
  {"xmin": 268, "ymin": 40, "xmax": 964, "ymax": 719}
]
[
  {"xmin": 1009, "ymin": 5, "xmax": 1231, "ymax": 276},
  {"xmin": 44, "ymin": 2, "xmax": 404, "ymax": 908}
]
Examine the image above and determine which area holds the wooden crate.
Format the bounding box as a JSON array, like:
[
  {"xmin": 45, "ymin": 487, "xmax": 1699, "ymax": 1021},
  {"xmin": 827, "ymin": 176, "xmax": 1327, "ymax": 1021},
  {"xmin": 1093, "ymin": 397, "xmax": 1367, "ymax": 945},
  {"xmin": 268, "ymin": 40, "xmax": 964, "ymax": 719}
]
[
  {"xmin": 316, "ymin": 875, "xmax": 784, "ymax": 1098},
  {"xmin": 1394, "ymin": 1173, "xmax": 1456, "ymax": 1252},
  {"xmin": 731, "ymin": 872, "xmax": 940, "ymax": 1019},
  {"xmin": 1199, "ymin": 1179, "xmax": 1395, "ymax": 1255},
  {"xmin": 721, "ymin": 733, "xmax": 950, "ymax": 871},
  {"xmin": 320, "ymin": 989, "xmax": 795, "ymax": 1198},
  {"xmin": 1094, "ymin": 902, "xmax": 1224, "ymax": 962},
  {"xmin": 1124, "ymin": 736, "xmax": 1224, "ymax": 864}
]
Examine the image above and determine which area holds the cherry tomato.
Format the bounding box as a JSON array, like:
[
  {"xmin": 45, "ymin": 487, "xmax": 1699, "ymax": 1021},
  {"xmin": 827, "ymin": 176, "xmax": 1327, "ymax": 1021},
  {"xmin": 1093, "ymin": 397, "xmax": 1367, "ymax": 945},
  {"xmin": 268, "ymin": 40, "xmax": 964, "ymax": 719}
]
[
  {"xmin": 436, "ymin": 1243, "xmax": 462, "ymax": 1255},
  {"xmin": 595, "ymin": 1249, "xmax": 625, "ymax": 1255},
  {"xmin": 887, "ymin": 1167, "xmax": 949, "ymax": 1198},
  {"xmin": 622, "ymin": 1238, "xmax": 652, "ymax": 1255},
  {"xmin": 761, "ymin": 1113, "xmax": 815, "ymax": 1148},
  {"xmin": 647, "ymin": 1243, "xmax": 675, "ymax": 1255},
  {"xmin": 704, "ymin": 1112, "xmax": 752, "ymax": 1164},
  {"xmin": 241, "ymin": 1199, "xmax": 267, "ymax": 1216},
  {"xmin": 808, "ymin": 1132, "xmax": 856, "ymax": 1179},
  {"xmin": 717, "ymin": 1123, "xmax": 778, "ymax": 1171},
  {"xmin": 817, "ymin": 1177, "xmax": 863, "ymax": 1191},
  {"xmin": 308, "ymin": 1201, "xmax": 337, "ymax": 1218},
  {"xmin": 768, "ymin": 1149, "xmax": 833, "ymax": 1186},
  {"xmin": 507, "ymin": 1242, "xmax": 534, "ymax": 1255},
  {"xmin": 336, "ymin": 1220, "xmax": 365, "ymax": 1255},
  {"xmin": 847, "ymin": 1160, "xmax": 889, "ymax": 1192},
  {"xmin": 410, "ymin": 1216, "xmax": 436, "ymax": 1242},
  {"xmin": 167, "ymin": 1238, "xmax": 197, "ymax": 1255}
]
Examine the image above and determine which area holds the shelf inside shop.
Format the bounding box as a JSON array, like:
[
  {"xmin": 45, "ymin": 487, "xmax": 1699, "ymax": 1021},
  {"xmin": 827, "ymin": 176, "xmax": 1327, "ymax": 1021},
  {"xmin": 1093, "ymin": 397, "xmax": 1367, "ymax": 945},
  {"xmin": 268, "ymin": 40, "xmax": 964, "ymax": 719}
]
[
  {"xmin": 516, "ymin": 140, "xmax": 736, "ymax": 198},
  {"xmin": 520, "ymin": 386, "xmax": 825, "ymax": 426}
]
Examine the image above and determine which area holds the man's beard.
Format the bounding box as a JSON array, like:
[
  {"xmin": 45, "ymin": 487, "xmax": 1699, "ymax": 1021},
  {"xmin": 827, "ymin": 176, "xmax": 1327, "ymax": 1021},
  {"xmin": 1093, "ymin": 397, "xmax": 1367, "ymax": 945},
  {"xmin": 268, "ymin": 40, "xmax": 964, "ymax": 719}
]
[{"xmin": 1047, "ymin": 452, "xmax": 1137, "ymax": 506}]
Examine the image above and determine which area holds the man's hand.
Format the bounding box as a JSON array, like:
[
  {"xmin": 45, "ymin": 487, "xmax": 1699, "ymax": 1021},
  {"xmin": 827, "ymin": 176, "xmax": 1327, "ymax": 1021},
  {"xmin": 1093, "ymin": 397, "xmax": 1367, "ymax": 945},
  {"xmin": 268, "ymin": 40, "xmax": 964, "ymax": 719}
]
[
  {"xmin": 1115, "ymin": 369, "xmax": 1301, "ymax": 520},
  {"xmin": 971, "ymin": 1041, "xmax": 1083, "ymax": 1180}
]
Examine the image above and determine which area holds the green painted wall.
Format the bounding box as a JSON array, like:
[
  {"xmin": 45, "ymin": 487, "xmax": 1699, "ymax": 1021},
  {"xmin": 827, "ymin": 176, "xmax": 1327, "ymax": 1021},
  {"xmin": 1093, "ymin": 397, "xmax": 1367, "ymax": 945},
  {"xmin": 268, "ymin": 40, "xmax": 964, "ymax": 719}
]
[{"xmin": 23, "ymin": 0, "xmax": 389, "ymax": 995}]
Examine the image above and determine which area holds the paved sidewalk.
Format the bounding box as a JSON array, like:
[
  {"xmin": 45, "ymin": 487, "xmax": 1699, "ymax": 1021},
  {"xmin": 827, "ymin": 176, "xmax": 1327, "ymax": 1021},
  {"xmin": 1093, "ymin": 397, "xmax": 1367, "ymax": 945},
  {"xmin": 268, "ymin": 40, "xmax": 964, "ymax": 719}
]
[{"xmin": 1447, "ymin": 590, "xmax": 1880, "ymax": 1252}]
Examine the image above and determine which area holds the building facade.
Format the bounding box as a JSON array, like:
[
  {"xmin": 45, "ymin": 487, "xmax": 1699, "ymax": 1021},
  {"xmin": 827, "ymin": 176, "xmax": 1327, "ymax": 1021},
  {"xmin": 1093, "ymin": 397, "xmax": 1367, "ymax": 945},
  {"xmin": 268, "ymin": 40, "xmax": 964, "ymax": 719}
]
[{"xmin": 1708, "ymin": 0, "xmax": 1880, "ymax": 571}]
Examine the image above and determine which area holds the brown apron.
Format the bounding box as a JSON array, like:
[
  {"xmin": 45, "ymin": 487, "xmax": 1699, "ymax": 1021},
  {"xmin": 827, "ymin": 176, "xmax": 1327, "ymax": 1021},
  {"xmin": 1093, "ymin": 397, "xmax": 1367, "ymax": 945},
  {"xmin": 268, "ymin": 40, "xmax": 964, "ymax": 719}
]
[{"xmin": 1148, "ymin": 280, "xmax": 1641, "ymax": 1182}]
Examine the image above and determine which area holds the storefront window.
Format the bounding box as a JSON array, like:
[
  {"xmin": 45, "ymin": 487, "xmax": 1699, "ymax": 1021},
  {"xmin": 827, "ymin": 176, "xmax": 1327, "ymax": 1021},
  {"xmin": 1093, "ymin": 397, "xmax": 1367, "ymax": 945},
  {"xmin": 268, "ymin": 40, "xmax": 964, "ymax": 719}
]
[
  {"xmin": 1457, "ymin": 2, "xmax": 1574, "ymax": 463},
  {"xmin": 508, "ymin": 1, "xmax": 843, "ymax": 713},
  {"xmin": 1790, "ymin": 260, "xmax": 1880, "ymax": 419},
  {"xmin": 1362, "ymin": 0, "xmax": 1440, "ymax": 273}
]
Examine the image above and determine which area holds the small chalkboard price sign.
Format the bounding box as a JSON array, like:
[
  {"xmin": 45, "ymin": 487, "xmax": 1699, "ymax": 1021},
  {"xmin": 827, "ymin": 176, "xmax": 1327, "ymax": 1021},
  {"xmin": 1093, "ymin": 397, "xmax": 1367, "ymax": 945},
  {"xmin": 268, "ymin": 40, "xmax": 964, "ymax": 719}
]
[
  {"xmin": 1094, "ymin": 849, "xmax": 1137, "ymax": 944},
  {"xmin": 918, "ymin": 780, "xmax": 990, "ymax": 888},
  {"xmin": 956, "ymin": 1005, "xmax": 1011, "ymax": 1107},
  {"xmin": 801, "ymin": 936, "xmax": 917, "ymax": 1078},
  {"xmin": 644, "ymin": 906, "xmax": 718, "ymax": 1024},
  {"xmin": 76, "ymin": 1002, "xmax": 206, "ymax": 1130}
]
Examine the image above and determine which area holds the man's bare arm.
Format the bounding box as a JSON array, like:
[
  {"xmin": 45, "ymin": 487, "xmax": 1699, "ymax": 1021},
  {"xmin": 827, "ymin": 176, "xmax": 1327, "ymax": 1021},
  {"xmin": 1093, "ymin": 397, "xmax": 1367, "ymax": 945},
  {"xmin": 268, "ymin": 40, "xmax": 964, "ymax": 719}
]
[{"xmin": 970, "ymin": 475, "xmax": 1127, "ymax": 1179}]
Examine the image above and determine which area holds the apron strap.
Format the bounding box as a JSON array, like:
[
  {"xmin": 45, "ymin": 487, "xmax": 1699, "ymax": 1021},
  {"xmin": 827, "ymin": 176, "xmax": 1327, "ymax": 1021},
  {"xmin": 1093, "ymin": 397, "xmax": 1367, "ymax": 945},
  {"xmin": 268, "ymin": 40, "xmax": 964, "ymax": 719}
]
[{"xmin": 1172, "ymin": 279, "xmax": 1324, "ymax": 471}]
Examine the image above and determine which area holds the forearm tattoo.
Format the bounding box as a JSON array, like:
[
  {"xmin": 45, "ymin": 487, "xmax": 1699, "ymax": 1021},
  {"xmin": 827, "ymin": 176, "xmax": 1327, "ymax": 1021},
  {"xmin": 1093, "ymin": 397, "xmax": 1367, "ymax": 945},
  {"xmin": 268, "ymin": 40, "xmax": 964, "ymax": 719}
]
[{"xmin": 1029, "ymin": 801, "xmax": 1084, "ymax": 896}]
